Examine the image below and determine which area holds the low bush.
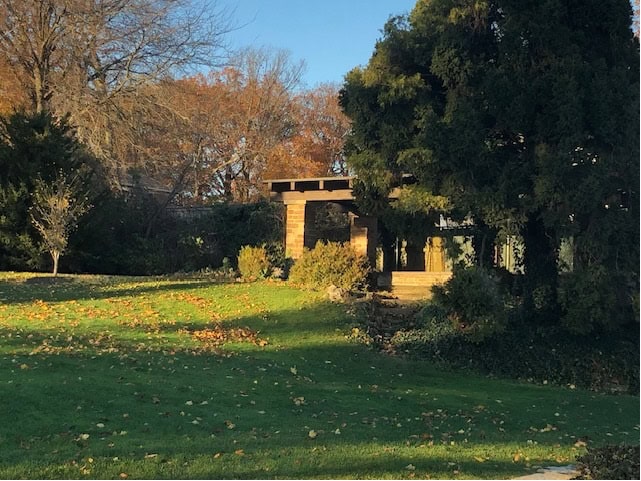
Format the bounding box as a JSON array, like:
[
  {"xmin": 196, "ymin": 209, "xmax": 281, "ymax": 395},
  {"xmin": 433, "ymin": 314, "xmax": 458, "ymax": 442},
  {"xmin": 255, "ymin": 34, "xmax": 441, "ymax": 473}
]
[
  {"xmin": 390, "ymin": 310, "xmax": 639, "ymax": 394},
  {"xmin": 237, "ymin": 245, "xmax": 270, "ymax": 280},
  {"xmin": 575, "ymin": 444, "xmax": 640, "ymax": 480},
  {"xmin": 288, "ymin": 240, "xmax": 370, "ymax": 291},
  {"xmin": 263, "ymin": 242, "xmax": 292, "ymax": 279},
  {"xmin": 431, "ymin": 266, "xmax": 508, "ymax": 342},
  {"xmin": 559, "ymin": 267, "xmax": 632, "ymax": 334}
]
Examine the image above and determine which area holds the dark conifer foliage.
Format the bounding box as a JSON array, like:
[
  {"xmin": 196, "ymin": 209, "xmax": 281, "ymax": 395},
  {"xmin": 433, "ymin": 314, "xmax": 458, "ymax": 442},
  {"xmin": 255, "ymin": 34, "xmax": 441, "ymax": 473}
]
[{"xmin": 341, "ymin": 0, "xmax": 639, "ymax": 330}]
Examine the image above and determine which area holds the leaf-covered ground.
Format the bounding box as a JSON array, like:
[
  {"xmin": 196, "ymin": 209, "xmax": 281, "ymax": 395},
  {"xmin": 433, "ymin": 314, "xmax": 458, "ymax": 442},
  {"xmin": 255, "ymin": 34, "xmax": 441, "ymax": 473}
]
[{"xmin": 0, "ymin": 273, "xmax": 638, "ymax": 479}]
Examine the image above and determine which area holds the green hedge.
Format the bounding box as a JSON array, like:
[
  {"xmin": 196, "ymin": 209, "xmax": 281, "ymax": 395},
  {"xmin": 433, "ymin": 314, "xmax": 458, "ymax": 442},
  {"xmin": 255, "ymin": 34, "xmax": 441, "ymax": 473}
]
[
  {"xmin": 390, "ymin": 310, "xmax": 639, "ymax": 394},
  {"xmin": 67, "ymin": 196, "xmax": 283, "ymax": 276}
]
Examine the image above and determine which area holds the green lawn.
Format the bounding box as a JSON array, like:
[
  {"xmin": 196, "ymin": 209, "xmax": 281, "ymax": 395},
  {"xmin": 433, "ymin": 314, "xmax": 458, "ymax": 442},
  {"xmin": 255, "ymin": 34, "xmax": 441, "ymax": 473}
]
[{"xmin": 0, "ymin": 272, "xmax": 638, "ymax": 479}]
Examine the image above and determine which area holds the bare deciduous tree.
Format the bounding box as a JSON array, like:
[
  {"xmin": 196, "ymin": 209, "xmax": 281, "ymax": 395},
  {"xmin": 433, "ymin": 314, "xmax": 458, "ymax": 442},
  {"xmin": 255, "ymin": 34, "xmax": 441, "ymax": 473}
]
[
  {"xmin": 0, "ymin": 0, "xmax": 233, "ymax": 186},
  {"xmin": 209, "ymin": 47, "xmax": 305, "ymax": 202},
  {"xmin": 30, "ymin": 174, "xmax": 90, "ymax": 275}
]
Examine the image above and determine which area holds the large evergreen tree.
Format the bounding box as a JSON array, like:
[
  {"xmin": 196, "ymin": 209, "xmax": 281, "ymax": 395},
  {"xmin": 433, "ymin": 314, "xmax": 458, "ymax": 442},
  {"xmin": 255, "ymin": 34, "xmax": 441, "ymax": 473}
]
[
  {"xmin": 341, "ymin": 0, "xmax": 639, "ymax": 329},
  {"xmin": 0, "ymin": 112, "xmax": 97, "ymax": 270}
]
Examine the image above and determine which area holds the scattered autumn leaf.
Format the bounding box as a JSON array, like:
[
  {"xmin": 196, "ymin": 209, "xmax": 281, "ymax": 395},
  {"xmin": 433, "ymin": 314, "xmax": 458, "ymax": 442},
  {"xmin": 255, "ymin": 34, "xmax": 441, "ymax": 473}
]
[{"xmin": 183, "ymin": 323, "xmax": 266, "ymax": 348}]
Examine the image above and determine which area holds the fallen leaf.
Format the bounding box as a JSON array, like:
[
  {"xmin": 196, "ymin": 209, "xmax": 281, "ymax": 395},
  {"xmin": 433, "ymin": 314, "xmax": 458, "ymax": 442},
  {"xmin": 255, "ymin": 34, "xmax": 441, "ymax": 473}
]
[
  {"xmin": 405, "ymin": 464, "xmax": 416, "ymax": 471},
  {"xmin": 119, "ymin": 474, "xmax": 128, "ymax": 479},
  {"xmin": 308, "ymin": 430, "xmax": 317, "ymax": 439},
  {"xmin": 290, "ymin": 366, "xmax": 298, "ymax": 375},
  {"xmin": 234, "ymin": 449, "xmax": 245, "ymax": 456},
  {"xmin": 213, "ymin": 452, "xmax": 223, "ymax": 458}
]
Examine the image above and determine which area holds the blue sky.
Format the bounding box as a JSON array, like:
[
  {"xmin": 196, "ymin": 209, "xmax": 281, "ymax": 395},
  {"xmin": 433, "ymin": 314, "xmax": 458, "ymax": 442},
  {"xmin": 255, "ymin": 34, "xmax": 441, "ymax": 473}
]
[{"xmin": 220, "ymin": 0, "xmax": 418, "ymax": 88}]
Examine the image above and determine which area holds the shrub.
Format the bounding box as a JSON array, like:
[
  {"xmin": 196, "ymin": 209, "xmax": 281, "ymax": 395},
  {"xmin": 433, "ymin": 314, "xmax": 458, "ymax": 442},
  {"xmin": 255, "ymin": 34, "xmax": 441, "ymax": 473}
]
[
  {"xmin": 431, "ymin": 266, "xmax": 508, "ymax": 342},
  {"xmin": 391, "ymin": 304, "xmax": 462, "ymax": 359},
  {"xmin": 575, "ymin": 444, "xmax": 640, "ymax": 480},
  {"xmin": 389, "ymin": 314, "xmax": 640, "ymax": 393},
  {"xmin": 237, "ymin": 245, "xmax": 270, "ymax": 280},
  {"xmin": 289, "ymin": 240, "xmax": 370, "ymax": 291},
  {"xmin": 559, "ymin": 267, "xmax": 631, "ymax": 334},
  {"xmin": 263, "ymin": 242, "xmax": 292, "ymax": 279}
]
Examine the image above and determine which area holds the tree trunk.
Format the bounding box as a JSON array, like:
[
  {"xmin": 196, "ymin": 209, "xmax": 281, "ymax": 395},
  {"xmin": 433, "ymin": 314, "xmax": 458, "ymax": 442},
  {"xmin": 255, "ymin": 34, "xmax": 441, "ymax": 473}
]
[
  {"xmin": 33, "ymin": 64, "xmax": 46, "ymax": 114},
  {"xmin": 223, "ymin": 165, "xmax": 234, "ymax": 202},
  {"xmin": 472, "ymin": 219, "xmax": 496, "ymax": 268},
  {"xmin": 522, "ymin": 211, "xmax": 559, "ymax": 323},
  {"xmin": 52, "ymin": 250, "xmax": 60, "ymax": 276}
]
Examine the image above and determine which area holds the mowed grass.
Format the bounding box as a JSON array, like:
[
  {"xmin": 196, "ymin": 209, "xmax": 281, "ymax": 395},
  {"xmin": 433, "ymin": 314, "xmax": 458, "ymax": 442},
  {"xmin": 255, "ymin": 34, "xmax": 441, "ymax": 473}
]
[{"xmin": 0, "ymin": 273, "xmax": 638, "ymax": 479}]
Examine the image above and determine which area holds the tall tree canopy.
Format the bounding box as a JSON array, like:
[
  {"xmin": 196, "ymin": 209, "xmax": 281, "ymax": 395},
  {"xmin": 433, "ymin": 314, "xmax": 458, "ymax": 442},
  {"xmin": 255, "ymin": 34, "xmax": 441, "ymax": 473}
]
[
  {"xmin": 0, "ymin": 0, "xmax": 232, "ymax": 186},
  {"xmin": 341, "ymin": 0, "xmax": 639, "ymax": 329}
]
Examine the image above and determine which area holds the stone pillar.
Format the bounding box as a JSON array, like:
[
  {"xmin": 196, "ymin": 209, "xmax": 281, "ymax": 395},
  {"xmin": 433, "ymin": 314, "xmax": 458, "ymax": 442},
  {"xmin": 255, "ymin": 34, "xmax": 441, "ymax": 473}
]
[
  {"xmin": 350, "ymin": 214, "xmax": 378, "ymax": 266},
  {"xmin": 285, "ymin": 201, "xmax": 306, "ymax": 259}
]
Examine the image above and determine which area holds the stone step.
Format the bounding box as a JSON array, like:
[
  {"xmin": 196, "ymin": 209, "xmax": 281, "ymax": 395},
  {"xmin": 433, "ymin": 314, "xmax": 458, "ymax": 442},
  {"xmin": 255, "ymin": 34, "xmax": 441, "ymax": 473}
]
[{"xmin": 391, "ymin": 271, "xmax": 452, "ymax": 287}]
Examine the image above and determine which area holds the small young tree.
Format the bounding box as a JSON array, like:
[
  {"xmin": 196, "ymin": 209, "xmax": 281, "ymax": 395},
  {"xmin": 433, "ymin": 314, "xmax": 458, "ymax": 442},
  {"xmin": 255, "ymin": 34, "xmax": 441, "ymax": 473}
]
[{"xmin": 30, "ymin": 175, "xmax": 90, "ymax": 275}]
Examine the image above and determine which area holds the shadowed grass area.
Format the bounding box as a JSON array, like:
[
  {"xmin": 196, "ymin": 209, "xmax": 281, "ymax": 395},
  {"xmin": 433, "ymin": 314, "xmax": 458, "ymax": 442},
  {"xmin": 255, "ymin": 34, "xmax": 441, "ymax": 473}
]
[{"xmin": 0, "ymin": 272, "xmax": 638, "ymax": 479}]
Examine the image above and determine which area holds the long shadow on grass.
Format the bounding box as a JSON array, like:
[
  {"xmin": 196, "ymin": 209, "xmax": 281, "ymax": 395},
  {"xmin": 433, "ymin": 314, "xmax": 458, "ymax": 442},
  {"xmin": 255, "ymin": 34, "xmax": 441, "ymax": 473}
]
[
  {"xmin": 0, "ymin": 277, "xmax": 223, "ymax": 304},
  {"xmin": 1, "ymin": 297, "xmax": 638, "ymax": 479},
  {"xmin": 1, "ymin": 344, "xmax": 635, "ymax": 479}
]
